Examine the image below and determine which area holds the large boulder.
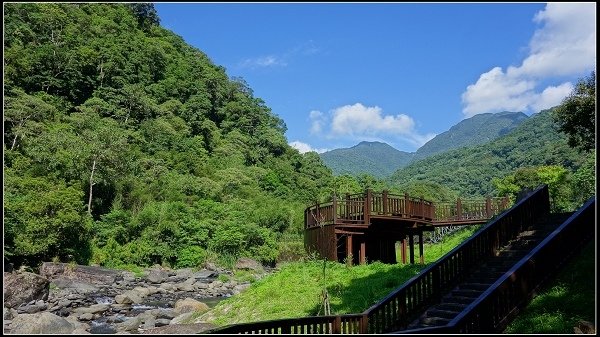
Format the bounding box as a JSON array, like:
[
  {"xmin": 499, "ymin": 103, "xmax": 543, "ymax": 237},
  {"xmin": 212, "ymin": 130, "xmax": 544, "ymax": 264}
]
[
  {"xmin": 39, "ymin": 262, "xmax": 122, "ymax": 285},
  {"xmin": 146, "ymin": 269, "xmax": 169, "ymax": 284},
  {"xmin": 235, "ymin": 258, "xmax": 263, "ymax": 272},
  {"xmin": 142, "ymin": 323, "xmax": 217, "ymax": 334},
  {"xmin": 173, "ymin": 298, "xmax": 209, "ymax": 316},
  {"xmin": 3, "ymin": 272, "xmax": 49, "ymax": 308},
  {"xmin": 9, "ymin": 312, "xmax": 75, "ymax": 334}
]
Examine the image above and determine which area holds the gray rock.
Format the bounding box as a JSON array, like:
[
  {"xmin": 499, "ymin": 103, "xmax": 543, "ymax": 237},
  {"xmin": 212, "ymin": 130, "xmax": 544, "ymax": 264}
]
[
  {"xmin": 142, "ymin": 323, "xmax": 217, "ymax": 334},
  {"xmin": 155, "ymin": 318, "xmax": 171, "ymax": 327},
  {"xmin": 58, "ymin": 299, "xmax": 72, "ymax": 307},
  {"xmin": 235, "ymin": 258, "xmax": 264, "ymax": 272},
  {"xmin": 9, "ymin": 312, "xmax": 75, "ymax": 334},
  {"xmin": 175, "ymin": 282, "xmax": 195, "ymax": 292},
  {"xmin": 78, "ymin": 312, "xmax": 94, "ymax": 321},
  {"xmin": 40, "ymin": 262, "xmax": 122, "ymax": 285},
  {"xmin": 146, "ymin": 269, "xmax": 169, "ymax": 284},
  {"xmin": 193, "ymin": 270, "xmax": 217, "ymax": 279},
  {"xmin": 169, "ymin": 312, "xmax": 195, "ymax": 325},
  {"xmin": 150, "ymin": 308, "xmax": 176, "ymax": 319},
  {"xmin": 52, "ymin": 277, "xmax": 99, "ymax": 294},
  {"xmin": 173, "ymin": 298, "xmax": 209, "ymax": 316},
  {"xmin": 115, "ymin": 290, "xmax": 143, "ymax": 304},
  {"xmin": 73, "ymin": 303, "xmax": 110, "ymax": 315},
  {"xmin": 118, "ymin": 316, "xmax": 142, "ymax": 332},
  {"xmin": 3, "ymin": 272, "xmax": 49, "ymax": 308}
]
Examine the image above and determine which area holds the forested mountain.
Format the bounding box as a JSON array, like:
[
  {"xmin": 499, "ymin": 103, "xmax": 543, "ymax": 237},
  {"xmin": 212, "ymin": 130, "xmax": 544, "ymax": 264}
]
[
  {"xmin": 389, "ymin": 109, "xmax": 588, "ymax": 198},
  {"xmin": 3, "ymin": 3, "xmax": 335, "ymax": 269},
  {"xmin": 319, "ymin": 141, "xmax": 414, "ymax": 178},
  {"xmin": 411, "ymin": 111, "xmax": 528, "ymax": 162}
]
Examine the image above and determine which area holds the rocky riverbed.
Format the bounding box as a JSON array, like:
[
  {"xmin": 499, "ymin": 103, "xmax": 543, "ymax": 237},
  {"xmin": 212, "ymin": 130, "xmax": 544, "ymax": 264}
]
[{"xmin": 3, "ymin": 260, "xmax": 265, "ymax": 334}]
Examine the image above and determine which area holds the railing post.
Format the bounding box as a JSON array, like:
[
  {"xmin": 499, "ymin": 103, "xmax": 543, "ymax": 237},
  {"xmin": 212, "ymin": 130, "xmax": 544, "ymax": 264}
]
[
  {"xmin": 382, "ymin": 189, "xmax": 389, "ymax": 215},
  {"xmin": 360, "ymin": 314, "xmax": 368, "ymax": 334},
  {"xmin": 404, "ymin": 193, "xmax": 409, "ymax": 217},
  {"xmin": 485, "ymin": 197, "xmax": 492, "ymax": 218},
  {"xmin": 316, "ymin": 203, "xmax": 320, "ymax": 225},
  {"xmin": 365, "ymin": 189, "xmax": 372, "ymax": 224},
  {"xmin": 456, "ymin": 198, "xmax": 462, "ymax": 221},
  {"xmin": 333, "ymin": 316, "xmax": 341, "ymax": 334},
  {"xmin": 420, "ymin": 196, "xmax": 424, "ymax": 218},
  {"xmin": 346, "ymin": 193, "xmax": 351, "ymax": 219},
  {"xmin": 332, "ymin": 195, "xmax": 338, "ymax": 224}
]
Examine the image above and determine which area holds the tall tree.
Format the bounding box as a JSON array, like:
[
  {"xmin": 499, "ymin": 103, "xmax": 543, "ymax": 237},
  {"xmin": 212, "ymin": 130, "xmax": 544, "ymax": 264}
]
[{"xmin": 552, "ymin": 71, "xmax": 596, "ymax": 152}]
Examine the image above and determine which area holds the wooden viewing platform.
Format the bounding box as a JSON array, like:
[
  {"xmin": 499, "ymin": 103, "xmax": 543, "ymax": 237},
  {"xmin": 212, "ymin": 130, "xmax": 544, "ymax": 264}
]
[{"xmin": 304, "ymin": 190, "xmax": 509, "ymax": 265}]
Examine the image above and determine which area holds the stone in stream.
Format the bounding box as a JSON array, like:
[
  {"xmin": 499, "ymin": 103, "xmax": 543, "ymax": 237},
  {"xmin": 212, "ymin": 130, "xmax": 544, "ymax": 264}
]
[
  {"xmin": 9, "ymin": 312, "xmax": 75, "ymax": 334},
  {"xmin": 3, "ymin": 272, "xmax": 49, "ymax": 308}
]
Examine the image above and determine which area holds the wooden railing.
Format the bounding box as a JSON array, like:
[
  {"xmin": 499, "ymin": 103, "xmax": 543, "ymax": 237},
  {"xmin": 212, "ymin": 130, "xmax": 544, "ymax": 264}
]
[
  {"xmin": 305, "ymin": 190, "xmax": 509, "ymax": 229},
  {"xmin": 434, "ymin": 197, "xmax": 509, "ymax": 224},
  {"xmin": 397, "ymin": 195, "xmax": 595, "ymax": 334},
  {"xmin": 206, "ymin": 185, "xmax": 552, "ymax": 335}
]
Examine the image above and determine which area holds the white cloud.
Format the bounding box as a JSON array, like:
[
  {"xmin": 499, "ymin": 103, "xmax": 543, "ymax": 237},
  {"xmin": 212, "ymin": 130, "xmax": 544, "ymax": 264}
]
[
  {"xmin": 331, "ymin": 103, "xmax": 415, "ymax": 136},
  {"xmin": 309, "ymin": 103, "xmax": 436, "ymax": 148},
  {"xmin": 531, "ymin": 82, "xmax": 575, "ymax": 113},
  {"xmin": 238, "ymin": 41, "xmax": 320, "ymax": 70},
  {"xmin": 462, "ymin": 3, "xmax": 595, "ymax": 117},
  {"xmin": 239, "ymin": 55, "xmax": 287, "ymax": 69},
  {"xmin": 309, "ymin": 110, "xmax": 325, "ymax": 134},
  {"xmin": 289, "ymin": 141, "xmax": 328, "ymax": 154}
]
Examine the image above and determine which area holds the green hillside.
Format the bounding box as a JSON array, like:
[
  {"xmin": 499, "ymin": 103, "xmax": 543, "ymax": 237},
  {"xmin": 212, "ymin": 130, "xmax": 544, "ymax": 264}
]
[
  {"xmin": 3, "ymin": 3, "xmax": 335, "ymax": 269},
  {"xmin": 389, "ymin": 109, "xmax": 588, "ymax": 197},
  {"xmin": 411, "ymin": 111, "xmax": 528, "ymax": 163},
  {"xmin": 320, "ymin": 141, "xmax": 414, "ymax": 178}
]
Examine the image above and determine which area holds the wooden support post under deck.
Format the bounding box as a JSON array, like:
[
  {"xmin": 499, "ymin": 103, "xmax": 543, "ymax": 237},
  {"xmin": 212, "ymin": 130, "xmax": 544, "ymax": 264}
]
[
  {"xmin": 408, "ymin": 234, "xmax": 415, "ymax": 264},
  {"xmin": 346, "ymin": 235, "xmax": 353, "ymax": 265},
  {"xmin": 401, "ymin": 237, "xmax": 407, "ymax": 264},
  {"xmin": 360, "ymin": 242, "xmax": 366, "ymax": 265},
  {"xmin": 418, "ymin": 231, "xmax": 424, "ymax": 265}
]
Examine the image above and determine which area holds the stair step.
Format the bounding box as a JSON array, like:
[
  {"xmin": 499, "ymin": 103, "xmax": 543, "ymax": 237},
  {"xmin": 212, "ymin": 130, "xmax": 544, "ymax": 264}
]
[
  {"xmin": 437, "ymin": 302, "xmax": 468, "ymax": 312},
  {"xmin": 495, "ymin": 249, "xmax": 528, "ymax": 258},
  {"xmin": 420, "ymin": 316, "xmax": 451, "ymax": 326},
  {"xmin": 442, "ymin": 295, "xmax": 475, "ymax": 305},
  {"xmin": 451, "ymin": 289, "xmax": 483, "ymax": 298},
  {"xmin": 425, "ymin": 308, "xmax": 460, "ymax": 319},
  {"xmin": 458, "ymin": 282, "xmax": 490, "ymax": 291}
]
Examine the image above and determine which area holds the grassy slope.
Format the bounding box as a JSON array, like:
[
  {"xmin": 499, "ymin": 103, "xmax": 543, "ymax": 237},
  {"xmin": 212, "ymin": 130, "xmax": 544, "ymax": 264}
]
[
  {"xmin": 199, "ymin": 226, "xmax": 481, "ymax": 326},
  {"xmin": 504, "ymin": 240, "xmax": 596, "ymax": 334}
]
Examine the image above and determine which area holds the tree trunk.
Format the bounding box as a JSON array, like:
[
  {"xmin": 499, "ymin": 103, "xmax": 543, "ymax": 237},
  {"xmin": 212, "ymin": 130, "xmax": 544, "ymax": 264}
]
[{"xmin": 87, "ymin": 160, "xmax": 96, "ymax": 215}]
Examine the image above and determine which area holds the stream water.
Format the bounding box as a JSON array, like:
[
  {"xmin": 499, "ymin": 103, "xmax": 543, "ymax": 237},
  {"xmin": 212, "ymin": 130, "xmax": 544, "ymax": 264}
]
[{"xmin": 89, "ymin": 296, "xmax": 226, "ymax": 334}]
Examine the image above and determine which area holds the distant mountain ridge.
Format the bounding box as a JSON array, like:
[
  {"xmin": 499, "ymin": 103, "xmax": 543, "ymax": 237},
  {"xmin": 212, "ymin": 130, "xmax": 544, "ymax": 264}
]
[
  {"xmin": 320, "ymin": 141, "xmax": 413, "ymax": 178},
  {"xmin": 319, "ymin": 111, "xmax": 529, "ymax": 177},
  {"xmin": 389, "ymin": 108, "xmax": 586, "ymax": 197},
  {"xmin": 411, "ymin": 111, "xmax": 528, "ymax": 162}
]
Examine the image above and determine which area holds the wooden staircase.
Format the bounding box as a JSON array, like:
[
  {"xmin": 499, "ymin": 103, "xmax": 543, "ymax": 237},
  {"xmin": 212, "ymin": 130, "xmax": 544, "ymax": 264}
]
[
  {"xmin": 206, "ymin": 185, "xmax": 595, "ymax": 334},
  {"xmin": 403, "ymin": 213, "xmax": 573, "ymax": 330}
]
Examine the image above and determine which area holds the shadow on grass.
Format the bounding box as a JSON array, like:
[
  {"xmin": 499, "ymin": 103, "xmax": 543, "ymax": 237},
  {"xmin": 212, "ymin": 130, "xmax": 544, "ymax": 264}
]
[
  {"xmin": 505, "ymin": 240, "xmax": 595, "ymax": 334},
  {"xmin": 307, "ymin": 262, "xmax": 428, "ymax": 316}
]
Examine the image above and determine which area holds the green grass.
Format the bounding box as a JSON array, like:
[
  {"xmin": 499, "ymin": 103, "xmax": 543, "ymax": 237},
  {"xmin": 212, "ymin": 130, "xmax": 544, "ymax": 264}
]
[
  {"xmin": 199, "ymin": 225, "xmax": 481, "ymax": 326},
  {"xmin": 504, "ymin": 240, "xmax": 595, "ymax": 334}
]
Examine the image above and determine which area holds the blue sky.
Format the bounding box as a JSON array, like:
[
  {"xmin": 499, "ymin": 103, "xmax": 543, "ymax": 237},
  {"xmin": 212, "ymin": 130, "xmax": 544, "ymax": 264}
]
[{"xmin": 155, "ymin": 2, "xmax": 596, "ymax": 153}]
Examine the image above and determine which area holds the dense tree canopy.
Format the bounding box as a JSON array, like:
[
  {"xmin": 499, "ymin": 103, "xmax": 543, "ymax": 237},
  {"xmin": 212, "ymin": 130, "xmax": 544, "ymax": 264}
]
[
  {"xmin": 3, "ymin": 3, "xmax": 335, "ymax": 268},
  {"xmin": 552, "ymin": 71, "xmax": 596, "ymax": 152}
]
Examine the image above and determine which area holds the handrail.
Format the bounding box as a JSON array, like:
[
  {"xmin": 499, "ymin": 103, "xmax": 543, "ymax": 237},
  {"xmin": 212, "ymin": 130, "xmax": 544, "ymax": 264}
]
[
  {"xmin": 206, "ymin": 185, "xmax": 551, "ymax": 334},
  {"xmin": 361, "ymin": 185, "xmax": 549, "ymax": 333},
  {"xmin": 396, "ymin": 195, "xmax": 595, "ymax": 334},
  {"xmin": 304, "ymin": 191, "xmax": 509, "ymax": 229}
]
